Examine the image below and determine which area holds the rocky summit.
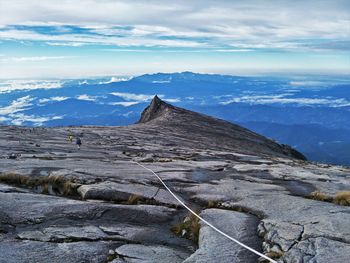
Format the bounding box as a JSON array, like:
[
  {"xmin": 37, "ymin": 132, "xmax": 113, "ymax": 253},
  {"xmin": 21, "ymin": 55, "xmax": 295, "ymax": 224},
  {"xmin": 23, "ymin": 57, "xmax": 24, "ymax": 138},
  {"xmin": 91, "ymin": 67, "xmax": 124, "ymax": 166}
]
[{"xmin": 0, "ymin": 96, "xmax": 349, "ymax": 263}]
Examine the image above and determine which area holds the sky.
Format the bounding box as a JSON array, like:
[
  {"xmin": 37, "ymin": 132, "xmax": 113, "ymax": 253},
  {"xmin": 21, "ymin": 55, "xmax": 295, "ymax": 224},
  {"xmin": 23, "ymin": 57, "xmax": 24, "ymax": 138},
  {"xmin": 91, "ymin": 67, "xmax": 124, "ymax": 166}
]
[{"xmin": 0, "ymin": 0, "xmax": 349, "ymax": 79}]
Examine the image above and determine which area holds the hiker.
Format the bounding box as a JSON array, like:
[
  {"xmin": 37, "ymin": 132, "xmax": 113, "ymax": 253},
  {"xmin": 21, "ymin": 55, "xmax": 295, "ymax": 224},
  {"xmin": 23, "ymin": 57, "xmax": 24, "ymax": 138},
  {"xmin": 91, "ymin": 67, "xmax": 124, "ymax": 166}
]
[
  {"xmin": 76, "ymin": 136, "xmax": 82, "ymax": 149},
  {"xmin": 68, "ymin": 134, "xmax": 74, "ymax": 143}
]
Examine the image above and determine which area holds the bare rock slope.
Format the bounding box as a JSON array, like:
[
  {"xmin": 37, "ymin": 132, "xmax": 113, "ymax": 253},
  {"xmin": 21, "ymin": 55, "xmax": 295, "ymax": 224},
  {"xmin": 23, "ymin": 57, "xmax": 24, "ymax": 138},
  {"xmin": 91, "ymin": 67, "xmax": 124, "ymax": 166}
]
[
  {"xmin": 138, "ymin": 96, "xmax": 306, "ymax": 160},
  {"xmin": 0, "ymin": 96, "xmax": 349, "ymax": 263}
]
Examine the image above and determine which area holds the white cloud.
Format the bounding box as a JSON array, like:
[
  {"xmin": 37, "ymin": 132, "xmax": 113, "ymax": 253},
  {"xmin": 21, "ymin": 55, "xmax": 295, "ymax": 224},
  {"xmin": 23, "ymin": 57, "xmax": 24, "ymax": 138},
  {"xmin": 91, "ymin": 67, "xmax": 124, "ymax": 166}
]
[
  {"xmin": 100, "ymin": 48, "xmax": 155, "ymax": 52},
  {"xmin": 214, "ymin": 49, "xmax": 252, "ymax": 52},
  {"xmin": 101, "ymin": 48, "xmax": 252, "ymax": 53},
  {"xmin": 76, "ymin": 94, "xmax": 98, "ymax": 101},
  {"xmin": 39, "ymin": 96, "xmax": 69, "ymax": 104},
  {"xmin": 289, "ymin": 81, "xmax": 326, "ymax": 87},
  {"xmin": 0, "ymin": 1, "xmax": 349, "ymax": 51},
  {"xmin": 0, "ymin": 116, "xmax": 10, "ymax": 122},
  {"xmin": 0, "ymin": 29, "xmax": 203, "ymax": 48},
  {"xmin": 164, "ymin": 98, "xmax": 181, "ymax": 103},
  {"xmin": 0, "ymin": 1, "xmax": 349, "ymax": 78},
  {"xmin": 0, "ymin": 80, "xmax": 62, "ymax": 93},
  {"xmin": 79, "ymin": 80, "xmax": 88, "ymax": 85},
  {"xmin": 9, "ymin": 113, "xmax": 63, "ymax": 126},
  {"xmin": 220, "ymin": 94, "xmax": 350, "ymax": 107},
  {"xmin": 109, "ymin": 101, "xmax": 140, "ymax": 107},
  {"xmin": 0, "ymin": 96, "xmax": 64, "ymax": 126},
  {"xmin": 122, "ymin": 111, "xmax": 134, "ymax": 117},
  {"xmin": 110, "ymin": 92, "xmax": 160, "ymax": 102},
  {"xmin": 0, "ymin": 96, "xmax": 34, "ymax": 115},
  {"xmin": 46, "ymin": 42, "xmax": 86, "ymax": 47},
  {"xmin": 1, "ymin": 56, "xmax": 68, "ymax": 62},
  {"xmin": 152, "ymin": 80, "xmax": 171, "ymax": 83},
  {"xmin": 100, "ymin": 76, "xmax": 132, "ymax": 84}
]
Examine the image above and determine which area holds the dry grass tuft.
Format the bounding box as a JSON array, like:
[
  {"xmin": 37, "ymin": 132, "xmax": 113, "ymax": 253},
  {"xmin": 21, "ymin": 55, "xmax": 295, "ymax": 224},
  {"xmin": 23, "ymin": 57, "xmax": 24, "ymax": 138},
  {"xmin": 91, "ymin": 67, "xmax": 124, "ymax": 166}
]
[
  {"xmin": 309, "ymin": 190, "xmax": 350, "ymax": 206},
  {"xmin": 171, "ymin": 212, "xmax": 200, "ymax": 243},
  {"xmin": 309, "ymin": 191, "xmax": 333, "ymax": 202},
  {"xmin": 62, "ymin": 181, "xmax": 78, "ymax": 196},
  {"xmin": 158, "ymin": 158, "xmax": 173, "ymax": 163},
  {"xmin": 48, "ymin": 175, "xmax": 65, "ymax": 186},
  {"xmin": 42, "ymin": 183, "xmax": 49, "ymax": 194},
  {"xmin": 265, "ymin": 251, "xmax": 284, "ymax": 259},
  {"xmin": 206, "ymin": 200, "xmax": 221, "ymax": 208},
  {"xmin": 0, "ymin": 173, "xmax": 29, "ymax": 186},
  {"xmin": 0, "ymin": 172, "xmax": 78, "ymax": 197},
  {"xmin": 127, "ymin": 194, "xmax": 140, "ymax": 205},
  {"xmin": 333, "ymin": 191, "xmax": 350, "ymax": 206}
]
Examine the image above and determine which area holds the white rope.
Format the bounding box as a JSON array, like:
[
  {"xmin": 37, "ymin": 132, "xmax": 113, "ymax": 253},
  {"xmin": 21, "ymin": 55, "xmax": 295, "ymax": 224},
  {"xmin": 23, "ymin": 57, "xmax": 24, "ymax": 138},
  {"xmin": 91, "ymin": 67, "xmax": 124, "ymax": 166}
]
[{"xmin": 134, "ymin": 161, "xmax": 277, "ymax": 263}]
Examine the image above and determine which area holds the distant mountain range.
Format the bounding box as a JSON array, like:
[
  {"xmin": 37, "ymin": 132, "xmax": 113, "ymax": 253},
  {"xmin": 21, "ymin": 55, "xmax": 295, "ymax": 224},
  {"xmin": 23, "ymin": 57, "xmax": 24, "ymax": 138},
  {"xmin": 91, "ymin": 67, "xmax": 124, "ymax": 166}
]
[{"xmin": 0, "ymin": 72, "xmax": 349, "ymax": 166}]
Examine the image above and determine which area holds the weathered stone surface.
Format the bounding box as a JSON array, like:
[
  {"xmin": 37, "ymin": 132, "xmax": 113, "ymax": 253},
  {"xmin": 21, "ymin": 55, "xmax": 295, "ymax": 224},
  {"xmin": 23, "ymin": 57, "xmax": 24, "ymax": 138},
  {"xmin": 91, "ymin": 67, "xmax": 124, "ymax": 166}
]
[
  {"xmin": 0, "ymin": 239, "xmax": 113, "ymax": 263},
  {"xmin": 113, "ymin": 244, "xmax": 190, "ymax": 263},
  {"xmin": 282, "ymin": 237, "xmax": 350, "ymax": 263},
  {"xmin": 78, "ymin": 181, "xmax": 178, "ymax": 206},
  {"xmin": 258, "ymin": 220, "xmax": 303, "ymax": 252},
  {"xmin": 194, "ymin": 188, "xmax": 350, "ymax": 261},
  {"xmin": 183, "ymin": 209, "xmax": 261, "ymax": 263},
  {"xmin": 0, "ymin": 189, "xmax": 191, "ymax": 263},
  {"xmin": 17, "ymin": 225, "xmax": 107, "ymax": 242},
  {"xmin": 0, "ymin": 97, "xmax": 349, "ymax": 262}
]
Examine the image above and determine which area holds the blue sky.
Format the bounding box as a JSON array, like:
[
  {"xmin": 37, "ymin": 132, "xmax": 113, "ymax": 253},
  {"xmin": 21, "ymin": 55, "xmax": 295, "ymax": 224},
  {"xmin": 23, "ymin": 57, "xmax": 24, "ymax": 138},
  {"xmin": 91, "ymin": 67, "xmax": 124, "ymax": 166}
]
[{"xmin": 0, "ymin": 0, "xmax": 349, "ymax": 78}]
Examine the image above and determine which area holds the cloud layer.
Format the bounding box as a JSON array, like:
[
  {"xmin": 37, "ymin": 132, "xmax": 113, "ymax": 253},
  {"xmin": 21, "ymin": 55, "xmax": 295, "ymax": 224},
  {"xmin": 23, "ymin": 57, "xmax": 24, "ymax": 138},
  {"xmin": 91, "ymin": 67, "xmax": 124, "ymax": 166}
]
[
  {"xmin": 0, "ymin": 0, "xmax": 349, "ymax": 51},
  {"xmin": 0, "ymin": 1, "xmax": 349, "ymax": 77},
  {"xmin": 0, "ymin": 80, "xmax": 62, "ymax": 93},
  {"xmin": 219, "ymin": 94, "xmax": 350, "ymax": 107}
]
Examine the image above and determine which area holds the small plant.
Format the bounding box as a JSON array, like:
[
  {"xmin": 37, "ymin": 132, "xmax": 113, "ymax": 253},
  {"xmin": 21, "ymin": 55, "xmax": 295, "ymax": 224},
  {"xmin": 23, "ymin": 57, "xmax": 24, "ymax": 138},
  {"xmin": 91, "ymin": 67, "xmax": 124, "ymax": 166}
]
[
  {"xmin": 158, "ymin": 158, "xmax": 173, "ymax": 163},
  {"xmin": 42, "ymin": 183, "xmax": 49, "ymax": 194},
  {"xmin": 0, "ymin": 172, "xmax": 78, "ymax": 197},
  {"xmin": 62, "ymin": 181, "xmax": 78, "ymax": 196},
  {"xmin": 333, "ymin": 191, "xmax": 350, "ymax": 206},
  {"xmin": 107, "ymin": 254, "xmax": 118, "ymax": 262},
  {"xmin": 309, "ymin": 190, "xmax": 350, "ymax": 206},
  {"xmin": 206, "ymin": 200, "xmax": 221, "ymax": 208},
  {"xmin": 48, "ymin": 175, "xmax": 65, "ymax": 186},
  {"xmin": 0, "ymin": 173, "xmax": 29, "ymax": 186},
  {"xmin": 127, "ymin": 194, "xmax": 140, "ymax": 205},
  {"xmin": 171, "ymin": 212, "xmax": 200, "ymax": 243},
  {"xmin": 265, "ymin": 251, "xmax": 284, "ymax": 259},
  {"xmin": 106, "ymin": 250, "xmax": 118, "ymax": 262},
  {"xmin": 309, "ymin": 191, "xmax": 333, "ymax": 202}
]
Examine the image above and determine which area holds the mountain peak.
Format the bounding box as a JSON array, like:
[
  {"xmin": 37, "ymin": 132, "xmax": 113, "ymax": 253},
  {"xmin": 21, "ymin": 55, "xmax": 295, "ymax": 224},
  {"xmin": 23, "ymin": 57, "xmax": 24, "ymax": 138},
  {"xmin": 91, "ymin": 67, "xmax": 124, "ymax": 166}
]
[
  {"xmin": 151, "ymin": 95, "xmax": 163, "ymax": 105},
  {"xmin": 136, "ymin": 97, "xmax": 306, "ymax": 160},
  {"xmin": 138, "ymin": 95, "xmax": 173, "ymax": 123}
]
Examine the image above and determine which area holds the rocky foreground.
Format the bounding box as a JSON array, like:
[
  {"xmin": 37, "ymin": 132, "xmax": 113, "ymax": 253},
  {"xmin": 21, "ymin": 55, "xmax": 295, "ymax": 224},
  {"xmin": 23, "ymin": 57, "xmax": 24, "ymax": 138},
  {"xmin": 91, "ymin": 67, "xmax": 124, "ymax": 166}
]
[{"xmin": 0, "ymin": 96, "xmax": 349, "ymax": 263}]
